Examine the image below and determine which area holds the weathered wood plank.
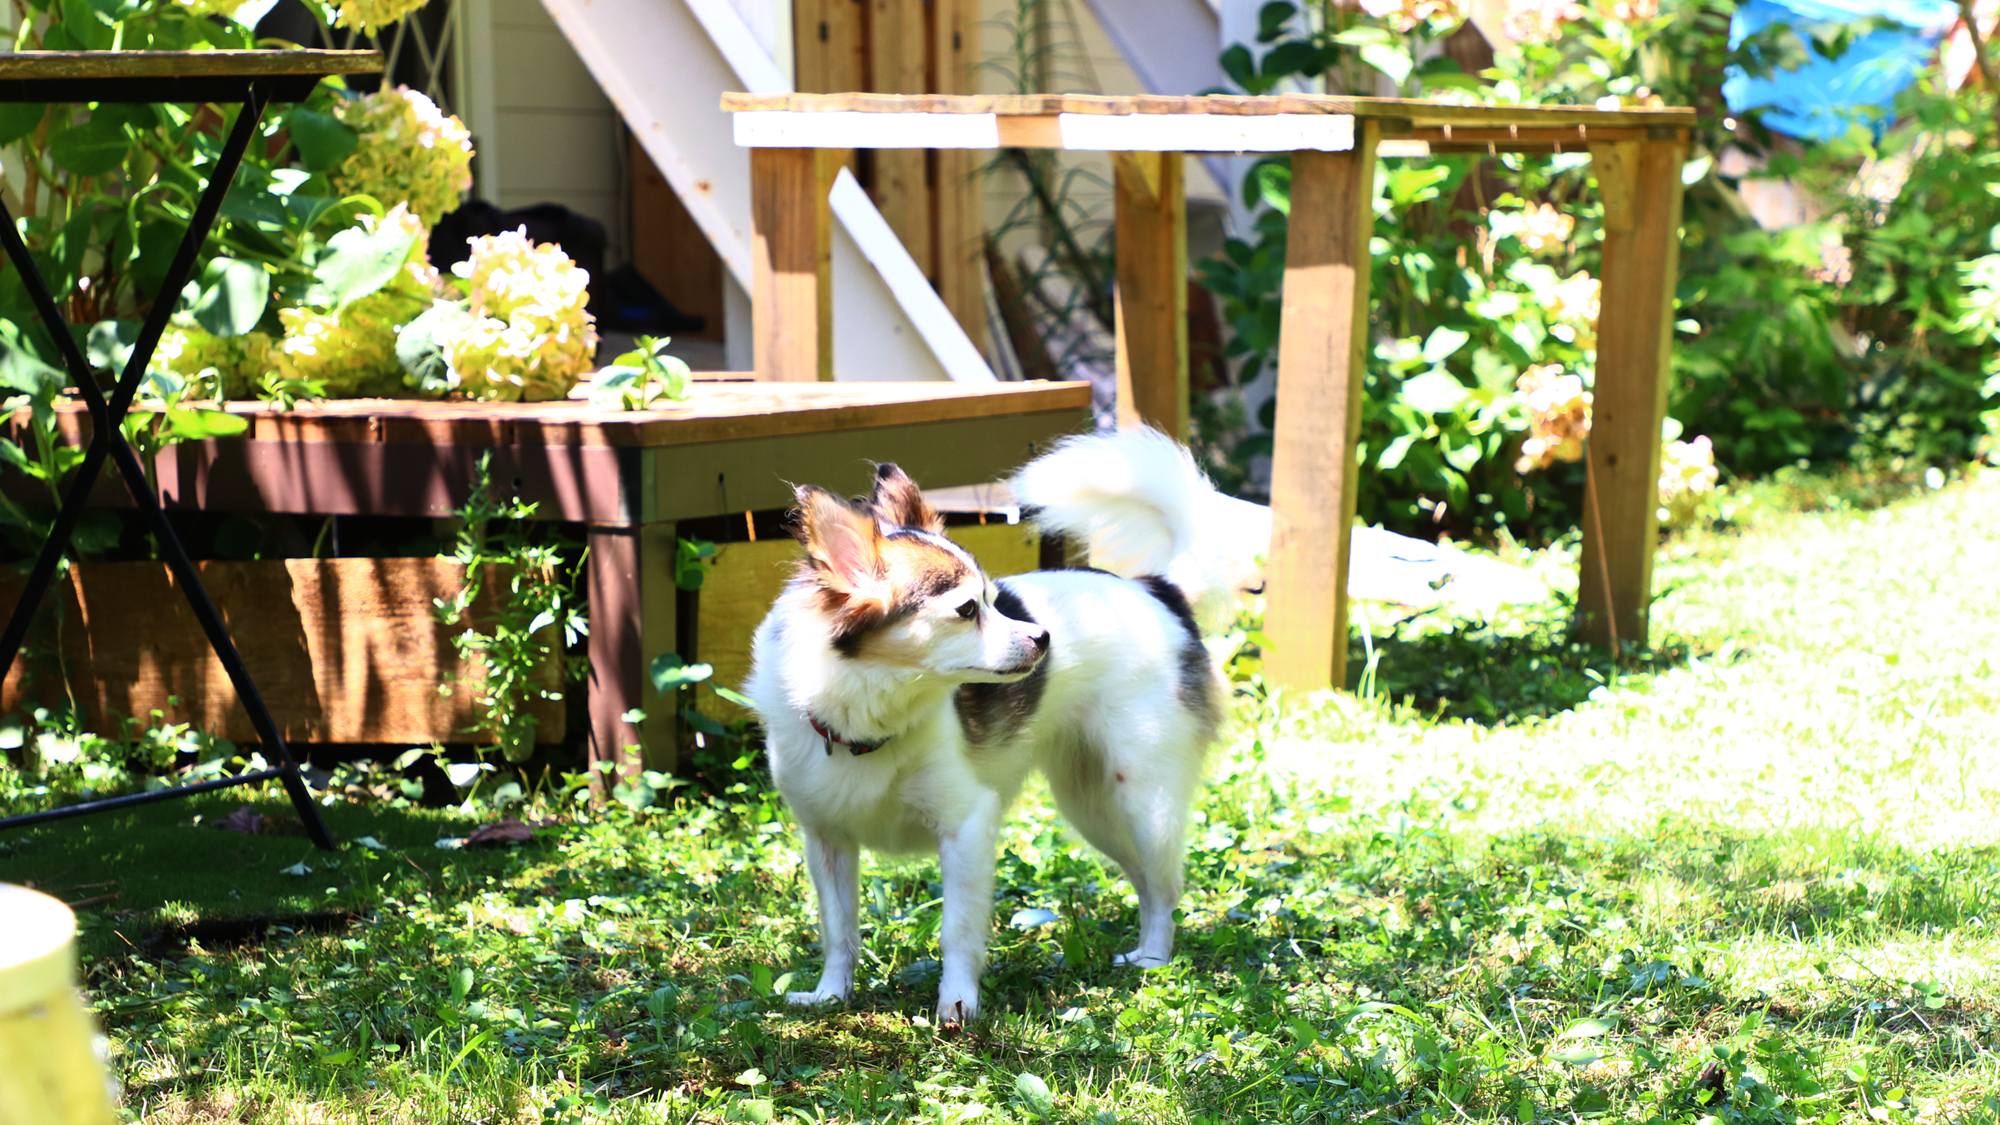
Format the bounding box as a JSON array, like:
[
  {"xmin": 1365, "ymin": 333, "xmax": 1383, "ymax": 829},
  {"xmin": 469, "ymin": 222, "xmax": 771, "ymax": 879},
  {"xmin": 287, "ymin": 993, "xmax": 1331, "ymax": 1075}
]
[
  {"xmin": 586, "ymin": 523, "xmax": 678, "ymax": 779},
  {"xmin": 689, "ymin": 538, "xmax": 797, "ymax": 723},
  {"xmin": 1262, "ymin": 121, "xmax": 1381, "ymax": 693},
  {"xmin": 736, "ymin": 109, "xmax": 1357, "ymax": 153},
  {"xmin": 1113, "ymin": 150, "xmax": 1188, "ymax": 438},
  {"xmin": 640, "ymin": 408, "xmax": 1085, "ymax": 522},
  {"xmin": 790, "ymin": 0, "xmax": 865, "ymax": 185},
  {"xmin": 731, "ymin": 114, "xmax": 1682, "ymax": 154},
  {"xmin": 26, "ymin": 406, "xmax": 1084, "ymax": 526},
  {"xmin": 0, "ymin": 50, "xmax": 381, "ymax": 79},
  {"xmin": 1591, "ymin": 139, "xmax": 1640, "ymax": 233},
  {"xmin": 0, "ymin": 559, "xmax": 562, "ymax": 745},
  {"xmin": 751, "ymin": 147, "xmax": 836, "ymax": 382},
  {"xmin": 791, "ymin": 0, "xmax": 867, "ymax": 98},
  {"xmin": 629, "ymin": 134, "xmax": 727, "ymax": 342},
  {"xmin": 1578, "ymin": 136, "xmax": 1685, "ymax": 652},
  {"xmin": 721, "ymin": 91, "xmax": 1697, "ymax": 129},
  {"xmin": 931, "ymin": 0, "xmax": 985, "ymax": 352},
  {"xmin": 1414, "ymin": 125, "xmax": 1654, "ymax": 145},
  {"xmin": 868, "ymin": 0, "xmax": 932, "ymax": 276},
  {"xmin": 15, "ymin": 382, "xmax": 1093, "ymax": 451}
]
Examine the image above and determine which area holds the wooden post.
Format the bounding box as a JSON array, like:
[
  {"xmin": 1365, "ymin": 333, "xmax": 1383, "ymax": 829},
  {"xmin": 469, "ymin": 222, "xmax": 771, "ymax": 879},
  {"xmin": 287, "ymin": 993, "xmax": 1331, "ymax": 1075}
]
[
  {"xmin": 1112, "ymin": 150, "xmax": 1188, "ymax": 438},
  {"xmin": 870, "ymin": 0, "xmax": 932, "ymax": 277},
  {"xmin": 751, "ymin": 147, "xmax": 837, "ymax": 382},
  {"xmin": 932, "ymin": 0, "xmax": 986, "ymax": 353},
  {"xmin": 1579, "ymin": 133, "xmax": 1685, "ymax": 652},
  {"xmin": 1262, "ymin": 122, "xmax": 1380, "ymax": 693},
  {"xmin": 587, "ymin": 521, "xmax": 679, "ymax": 778}
]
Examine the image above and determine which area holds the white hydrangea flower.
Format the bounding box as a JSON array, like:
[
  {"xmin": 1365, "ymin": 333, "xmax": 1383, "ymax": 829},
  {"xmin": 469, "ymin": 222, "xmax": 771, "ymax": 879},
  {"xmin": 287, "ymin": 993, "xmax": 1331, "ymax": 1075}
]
[
  {"xmin": 1548, "ymin": 270, "xmax": 1601, "ymax": 348},
  {"xmin": 1514, "ymin": 364, "xmax": 1591, "ymax": 472},
  {"xmin": 1502, "ymin": 0, "xmax": 1584, "ymax": 42},
  {"xmin": 1360, "ymin": 0, "xmax": 1468, "ymax": 33},
  {"xmin": 333, "ymin": 0, "xmax": 429, "ymax": 36},
  {"xmin": 332, "ymin": 87, "xmax": 475, "ymax": 227},
  {"xmin": 441, "ymin": 228, "xmax": 598, "ymax": 402},
  {"xmin": 151, "ymin": 327, "xmax": 277, "ymax": 400},
  {"xmin": 1658, "ymin": 436, "xmax": 1719, "ymax": 528}
]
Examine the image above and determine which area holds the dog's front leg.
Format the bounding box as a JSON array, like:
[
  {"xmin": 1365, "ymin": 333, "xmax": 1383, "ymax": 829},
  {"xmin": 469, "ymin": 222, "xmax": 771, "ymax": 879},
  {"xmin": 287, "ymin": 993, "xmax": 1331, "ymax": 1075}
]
[
  {"xmin": 789, "ymin": 828, "xmax": 860, "ymax": 1006},
  {"xmin": 935, "ymin": 789, "xmax": 1002, "ymax": 1025}
]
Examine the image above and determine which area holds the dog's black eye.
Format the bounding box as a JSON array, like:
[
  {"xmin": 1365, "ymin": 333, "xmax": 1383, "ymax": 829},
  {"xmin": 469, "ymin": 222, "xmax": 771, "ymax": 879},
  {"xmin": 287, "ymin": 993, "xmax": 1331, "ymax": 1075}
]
[{"xmin": 956, "ymin": 600, "xmax": 979, "ymax": 620}]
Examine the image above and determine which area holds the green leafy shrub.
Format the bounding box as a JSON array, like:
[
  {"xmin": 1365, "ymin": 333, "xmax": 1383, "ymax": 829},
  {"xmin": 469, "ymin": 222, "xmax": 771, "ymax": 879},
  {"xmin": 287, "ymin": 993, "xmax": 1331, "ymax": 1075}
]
[
  {"xmin": 0, "ymin": 27, "xmax": 388, "ymax": 381},
  {"xmin": 1956, "ymin": 237, "xmax": 2000, "ymax": 461},
  {"xmin": 1197, "ymin": 0, "xmax": 2000, "ymax": 540},
  {"xmin": 0, "ymin": 700, "xmax": 238, "ymax": 814},
  {"xmin": 434, "ymin": 455, "xmax": 587, "ymax": 763},
  {"xmin": 0, "ymin": 0, "xmax": 557, "ymax": 413}
]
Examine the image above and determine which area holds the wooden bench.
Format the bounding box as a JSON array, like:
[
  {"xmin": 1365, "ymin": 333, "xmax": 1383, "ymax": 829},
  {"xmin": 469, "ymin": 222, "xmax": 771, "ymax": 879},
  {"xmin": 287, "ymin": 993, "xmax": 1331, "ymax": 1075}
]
[{"xmin": 723, "ymin": 92, "xmax": 1695, "ymax": 688}]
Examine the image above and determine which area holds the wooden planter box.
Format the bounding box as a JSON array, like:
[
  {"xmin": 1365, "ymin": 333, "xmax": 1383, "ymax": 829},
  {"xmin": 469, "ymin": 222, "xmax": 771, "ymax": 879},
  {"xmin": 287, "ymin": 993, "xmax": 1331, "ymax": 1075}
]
[
  {"xmin": 0, "ymin": 558, "xmax": 561, "ymax": 746},
  {"xmin": 2, "ymin": 382, "xmax": 1090, "ymax": 772}
]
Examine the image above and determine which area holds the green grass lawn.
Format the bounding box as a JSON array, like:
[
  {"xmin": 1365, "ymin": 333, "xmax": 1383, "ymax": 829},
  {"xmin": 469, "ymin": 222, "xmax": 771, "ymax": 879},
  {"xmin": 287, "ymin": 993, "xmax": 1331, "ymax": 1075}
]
[
  {"xmin": 0, "ymin": 794, "xmax": 524, "ymax": 958},
  {"xmin": 6, "ymin": 467, "xmax": 1998, "ymax": 1124}
]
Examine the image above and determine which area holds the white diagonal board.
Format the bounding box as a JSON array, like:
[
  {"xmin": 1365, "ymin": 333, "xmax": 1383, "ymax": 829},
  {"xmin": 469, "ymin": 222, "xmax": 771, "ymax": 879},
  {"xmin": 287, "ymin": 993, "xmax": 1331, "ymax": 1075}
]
[{"xmin": 534, "ymin": 0, "xmax": 995, "ymax": 383}]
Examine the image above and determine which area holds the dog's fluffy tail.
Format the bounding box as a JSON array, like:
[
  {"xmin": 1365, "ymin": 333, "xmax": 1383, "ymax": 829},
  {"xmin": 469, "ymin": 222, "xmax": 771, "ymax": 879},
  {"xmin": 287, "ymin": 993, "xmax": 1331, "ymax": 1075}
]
[{"xmin": 1012, "ymin": 428, "xmax": 1268, "ymax": 631}]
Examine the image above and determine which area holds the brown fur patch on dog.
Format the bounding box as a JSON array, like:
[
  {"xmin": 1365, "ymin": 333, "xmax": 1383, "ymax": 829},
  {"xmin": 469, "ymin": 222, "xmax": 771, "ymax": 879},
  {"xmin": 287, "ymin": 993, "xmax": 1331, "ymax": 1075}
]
[
  {"xmin": 868, "ymin": 463, "xmax": 945, "ymax": 534},
  {"xmin": 791, "ymin": 484, "xmax": 972, "ymax": 655}
]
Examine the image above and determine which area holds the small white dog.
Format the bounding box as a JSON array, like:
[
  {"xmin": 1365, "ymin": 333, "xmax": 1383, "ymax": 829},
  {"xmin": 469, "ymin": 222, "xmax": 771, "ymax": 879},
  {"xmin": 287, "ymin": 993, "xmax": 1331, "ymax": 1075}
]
[{"xmin": 744, "ymin": 429, "xmax": 1267, "ymax": 1024}]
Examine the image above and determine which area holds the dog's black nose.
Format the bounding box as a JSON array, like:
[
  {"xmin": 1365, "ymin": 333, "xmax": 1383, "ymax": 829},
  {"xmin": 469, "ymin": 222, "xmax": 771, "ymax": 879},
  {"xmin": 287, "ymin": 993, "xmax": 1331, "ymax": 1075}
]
[{"xmin": 1029, "ymin": 628, "xmax": 1051, "ymax": 652}]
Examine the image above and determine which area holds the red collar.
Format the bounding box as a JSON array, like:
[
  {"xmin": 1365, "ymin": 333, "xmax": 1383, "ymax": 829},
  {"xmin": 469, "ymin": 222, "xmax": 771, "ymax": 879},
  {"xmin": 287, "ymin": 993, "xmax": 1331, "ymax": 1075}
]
[{"xmin": 808, "ymin": 714, "xmax": 886, "ymax": 756}]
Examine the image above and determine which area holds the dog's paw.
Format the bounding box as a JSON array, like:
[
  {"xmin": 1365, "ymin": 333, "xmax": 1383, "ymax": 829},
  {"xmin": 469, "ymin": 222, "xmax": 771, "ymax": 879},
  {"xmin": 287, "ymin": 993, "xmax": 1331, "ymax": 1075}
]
[
  {"xmin": 1112, "ymin": 949, "xmax": 1173, "ymax": 970},
  {"xmin": 786, "ymin": 988, "xmax": 848, "ymax": 1007},
  {"xmin": 935, "ymin": 992, "xmax": 981, "ymax": 1027}
]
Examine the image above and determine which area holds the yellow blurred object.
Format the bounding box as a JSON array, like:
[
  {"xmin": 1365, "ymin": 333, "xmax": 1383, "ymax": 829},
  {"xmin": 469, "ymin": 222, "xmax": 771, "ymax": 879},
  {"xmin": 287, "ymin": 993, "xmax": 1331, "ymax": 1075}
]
[{"xmin": 0, "ymin": 885, "xmax": 118, "ymax": 1125}]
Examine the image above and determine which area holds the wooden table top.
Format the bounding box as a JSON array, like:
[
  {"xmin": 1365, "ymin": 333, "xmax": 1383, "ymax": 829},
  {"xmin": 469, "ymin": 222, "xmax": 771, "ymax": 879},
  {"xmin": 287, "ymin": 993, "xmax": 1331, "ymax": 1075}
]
[
  {"xmin": 721, "ymin": 91, "xmax": 1697, "ymax": 130},
  {"xmin": 0, "ymin": 50, "xmax": 383, "ymax": 80},
  {"xmin": 723, "ymin": 92, "xmax": 1692, "ymax": 154},
  {"xmin": 36, "ymin": 380, "xmax": 1094, "ymax": 450}
]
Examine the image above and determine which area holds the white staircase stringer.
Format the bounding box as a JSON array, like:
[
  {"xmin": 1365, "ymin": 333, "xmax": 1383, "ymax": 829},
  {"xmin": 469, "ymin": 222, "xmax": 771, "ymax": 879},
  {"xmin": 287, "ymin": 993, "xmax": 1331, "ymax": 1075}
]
[
  {"xmin": 536, "ymin": 0, "xmax": 995, "ymax": 383},
  {"xmin": 1080, "ymin": 0, "xmax": 1256, "ymax": 238}
]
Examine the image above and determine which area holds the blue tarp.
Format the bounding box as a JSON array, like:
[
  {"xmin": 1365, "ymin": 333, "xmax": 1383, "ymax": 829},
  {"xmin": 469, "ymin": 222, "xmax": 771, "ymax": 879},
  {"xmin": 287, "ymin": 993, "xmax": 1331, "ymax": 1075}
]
[{"xmin": 1722, "ymin": 0, "xmax": 1959, "ymax": 140}]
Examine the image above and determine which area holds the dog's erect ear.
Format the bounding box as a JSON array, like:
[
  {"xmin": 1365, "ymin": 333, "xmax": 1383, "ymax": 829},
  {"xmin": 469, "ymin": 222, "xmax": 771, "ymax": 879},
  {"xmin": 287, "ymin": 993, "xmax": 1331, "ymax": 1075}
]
[
  {"xmin": 793, "ymin": 485, "xmax": 886, "ymax": 596},
  {"xmin": 869, "ymin": 463, "xmax": 945, "ymax": 534}
]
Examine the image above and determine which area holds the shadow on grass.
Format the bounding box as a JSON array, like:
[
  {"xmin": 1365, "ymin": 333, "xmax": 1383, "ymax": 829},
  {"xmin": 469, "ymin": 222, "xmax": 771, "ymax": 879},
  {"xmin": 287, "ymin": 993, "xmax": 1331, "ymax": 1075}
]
[
  {"xmin": 0, "ymin": 790, "xmax": 535, "ymax": 959},
  {"xmin": 1343, "ymin": 602, "xmax": 1697, "ymax": 724}
]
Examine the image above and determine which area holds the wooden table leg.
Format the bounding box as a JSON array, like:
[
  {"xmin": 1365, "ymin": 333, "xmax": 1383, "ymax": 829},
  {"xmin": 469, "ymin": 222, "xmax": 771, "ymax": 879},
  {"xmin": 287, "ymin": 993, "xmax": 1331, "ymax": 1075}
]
[
  {"xmin": 751, "ymin": 147, "xmax": 838, "ymax": 382},
  {"xmin": 1579, "ymin": 133, "xmax": 1686, "ymax": 653},
  {"xmin": 587, "ymin": 521, "xmax": 680, "ymax": 779},
  {"xmin": 1263, "ymin": 122, "xmax": 1380, "ymax": 694},
  {"xmin": 1113, "ymin": 150, "xmax": 1188, "ymax": 438}
]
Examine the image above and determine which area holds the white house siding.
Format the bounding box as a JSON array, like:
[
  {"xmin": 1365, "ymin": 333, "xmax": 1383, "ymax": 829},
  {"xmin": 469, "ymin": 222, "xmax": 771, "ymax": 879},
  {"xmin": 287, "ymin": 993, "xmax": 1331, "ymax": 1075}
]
[{"xmin": 466, "ymin": 0, "xmax": 627, "ymax": 264}]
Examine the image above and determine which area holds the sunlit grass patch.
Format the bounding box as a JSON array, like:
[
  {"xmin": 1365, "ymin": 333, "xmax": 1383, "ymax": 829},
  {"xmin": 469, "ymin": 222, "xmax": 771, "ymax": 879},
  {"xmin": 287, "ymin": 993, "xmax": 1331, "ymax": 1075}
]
[{"xmin": 12, "ymin": 466, "xmax": 1999, "ymax": 1123}]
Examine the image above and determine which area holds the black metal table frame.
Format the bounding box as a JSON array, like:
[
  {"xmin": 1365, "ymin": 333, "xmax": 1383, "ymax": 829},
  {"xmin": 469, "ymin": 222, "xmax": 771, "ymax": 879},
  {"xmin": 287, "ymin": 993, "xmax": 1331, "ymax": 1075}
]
[{"xmin": 0, "ymin": 64, "xmax": 359, "ymax": 848}]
